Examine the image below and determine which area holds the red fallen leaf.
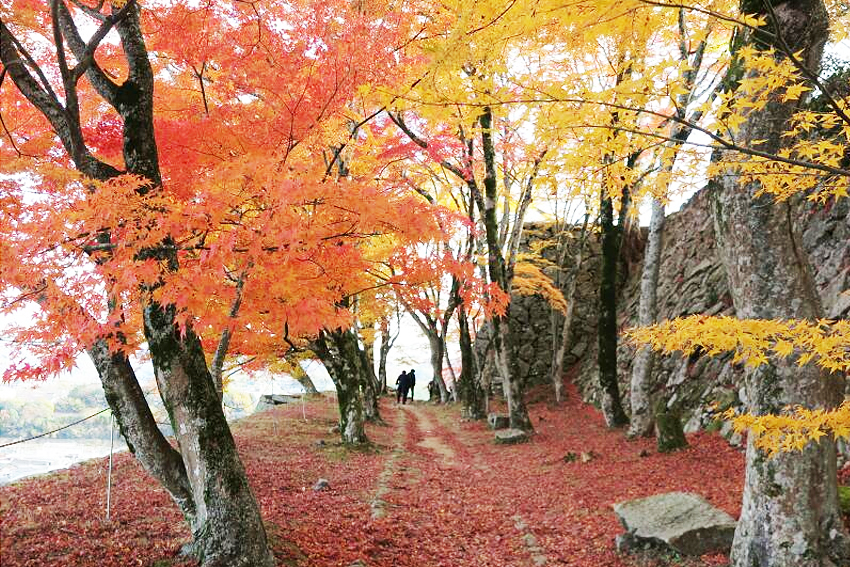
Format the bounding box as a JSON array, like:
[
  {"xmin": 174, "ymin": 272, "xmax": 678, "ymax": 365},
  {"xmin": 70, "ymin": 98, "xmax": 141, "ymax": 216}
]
[{"xmin": 2, "ymin": 386, "xmax": 746, "ymax": 567}]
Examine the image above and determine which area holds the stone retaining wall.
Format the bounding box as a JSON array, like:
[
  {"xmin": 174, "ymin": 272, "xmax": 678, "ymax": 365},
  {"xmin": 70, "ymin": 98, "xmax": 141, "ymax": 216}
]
[{"xmin": 483, "ymin": 187, "xmax": 850, "ymax": 435}]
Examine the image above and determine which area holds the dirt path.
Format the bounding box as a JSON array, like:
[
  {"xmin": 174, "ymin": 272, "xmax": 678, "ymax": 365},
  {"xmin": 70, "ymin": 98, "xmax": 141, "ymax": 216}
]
[
  {"xmin": 364, "ymin": 402, "xmax": 551, "ymax": 567},
  {"xmin": 408, "ymin": 404, "xmax": 457, "ymax": 466}
]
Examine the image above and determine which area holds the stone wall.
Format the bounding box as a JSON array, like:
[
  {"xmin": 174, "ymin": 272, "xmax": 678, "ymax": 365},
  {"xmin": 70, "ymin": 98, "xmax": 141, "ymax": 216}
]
[{"xmin": 490, "ymin": 186, "xmax": 850, "ymax": 436}]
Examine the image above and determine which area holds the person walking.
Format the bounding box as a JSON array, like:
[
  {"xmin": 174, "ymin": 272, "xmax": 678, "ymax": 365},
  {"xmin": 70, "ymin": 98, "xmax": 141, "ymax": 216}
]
[
  {"xmin": 396, "ymin": 370, "xmax": 408, "ymax": 404},
  {"xmin": 408, "ymin": 369, "xmax": 416, "ymax": 402}
]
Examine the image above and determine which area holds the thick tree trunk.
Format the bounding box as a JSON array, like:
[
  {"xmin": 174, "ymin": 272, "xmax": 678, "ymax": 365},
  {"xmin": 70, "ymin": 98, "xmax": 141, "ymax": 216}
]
[
  {"xmin": 362, "ymin": 378, "xmax": 380, "ymax": 421},
  {"xmin": 457, "ymin": 303, "xmax": 485, "ymax": 419},
  {"xmin": 628, "ymin": 197, "xmax": 664, "ymax": 437},
  {"xmin": 312, "ymin": 329, "xmax": 369, "ymax": 445},
  {"xmin": 357, "ymin": 323, "xmax": 383, "ymax": 418},
  {"xmin": 426, "ymin": 333, "xmax": 450, "ymax": 403},
  {"xmin": 712, "ymin": 3, "xmax": 848, "ymax": 565},
  {"xmin": 143, "ymin": 303, "xmax": 274, "ymax": 567},
  {"xmin": 1, "ymin": 7, "xmax": 275, "ymax": 565},
  {"xmin": 598, "ymin": 192, "xmax": 629, "ymax": 428},
  {"xmin": 359, "ymin": 343, "xmax": 383, "ymax": 422}
]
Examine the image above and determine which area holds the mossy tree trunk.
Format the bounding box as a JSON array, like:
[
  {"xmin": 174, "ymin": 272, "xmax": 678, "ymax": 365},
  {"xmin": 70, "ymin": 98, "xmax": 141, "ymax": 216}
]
[
  {"xmin": 628, "ymin": 198, "xmax": 664, "ymax": 438},
  {"xmin": 359, "ymin": 340, "xmax": 383, "ymax": 422},
  {"xmin": 476, "ymin": 106, "xmax": 533, "ymax": 432},
  {"xmin": 144, "ymin": 304, "xmax": 274, "ymax": 566},
  {"xmin": 654, "ymin": 402, "xmax": 687, "ymax": 453},
  {"xmin": 312, "ymin": 328, "xmax": 369, "ymax": 445},
  {"xmin": 712, "ymin": 2, "xmax": 849, "ymax": 565},
  {"xmin": 597, "ymin": 185, "xmax": 629, "ymax": 428},
  {"xmin": 457, "ymin": 300, "xmax": 485, "ymax": 419}
]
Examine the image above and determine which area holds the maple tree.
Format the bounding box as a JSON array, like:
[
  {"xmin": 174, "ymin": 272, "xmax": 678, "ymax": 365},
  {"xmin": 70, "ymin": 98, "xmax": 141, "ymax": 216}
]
[
  {"xmin": 0, "ymin": 0, "xmax": 464, "ymax": 562},
  {"xmin": 383, "ymin": 100, "xmax": 558, "ymax": 431}
]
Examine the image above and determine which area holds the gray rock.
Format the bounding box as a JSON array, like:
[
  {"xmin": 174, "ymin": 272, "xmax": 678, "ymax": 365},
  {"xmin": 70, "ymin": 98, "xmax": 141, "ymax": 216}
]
[
  {"xmin": 494, "ymin": 428, "xmax": 529, "ymax": 444},
  {"xmin": 487, "ymin": 413, "xmax": 510, "ymax": 430},
  {"xmin": 312, "ymin": 478, "xmax": 330, "ymax": 491},
  {"xmin": 613, "ymin": 492, "xmax": 736, "ymax": 556}
]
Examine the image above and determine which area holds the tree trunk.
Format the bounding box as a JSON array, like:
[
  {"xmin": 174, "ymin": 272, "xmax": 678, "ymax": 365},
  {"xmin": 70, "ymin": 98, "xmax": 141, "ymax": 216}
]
[
  {"xmin": 87, "ymin": 341, "xmax": 196, "ymax": 523},
  {"xmin": 359, "ymin": 342, "xmax": 383, "ymax": 422},
  {"xmin": 143, "ymin": 303, "xmax": 274, "ymax": 567},
  {"xmin": 628, "ymin": 197, "xmax": 664, "ymax": 437},
  {"xmin": 311, "ymin": 329, "xmax": 369, "ymax": 444},
  {"xmin": 478, "ymin": 106, "xmax": 533, "ymax": 433},
  {"xmin": 377, "ymin": 318, "xmax": 394, "ymax": 395},
  {"xmin": 426, "ymin": 332, "xmax": 450, "ymax": 403},
  {"xmin": 712, "ymin": 3, "xmax": 848, "ymax": 565},
  {"xmin": 499, "ymin": 319, "xmax": 534, "ymax": 431},
  {"xmin": 457, "ymin": 303, "xmax": 485, "ymax": 419},
  {"xmin": 362, "ymin": 377, "xmax": 380, "ymax": 422},
  {"xmin": 1, "ymin": 7, "xmax": 275, "ymax": 564},
  {"xmin": 598, "ymin": 191, "xmax": 629, "ymax": 428},
  {"xmin": 290, "ymin": 363, "xmax": 319, "ymax": 395}
]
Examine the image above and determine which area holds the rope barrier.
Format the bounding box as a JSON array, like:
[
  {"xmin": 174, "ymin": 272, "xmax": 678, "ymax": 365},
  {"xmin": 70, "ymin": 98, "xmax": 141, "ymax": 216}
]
[{"xmin": 0, "ymin": 407, "xmax": 111, "ymax": 448}]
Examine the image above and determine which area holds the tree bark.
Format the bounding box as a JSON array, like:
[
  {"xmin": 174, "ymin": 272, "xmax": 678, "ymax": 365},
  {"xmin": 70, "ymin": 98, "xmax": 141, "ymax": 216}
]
[
  {"xmin": 359, "ymin": 341, "xmax": 383, "ymax": 422},
  {"xmin": 478, "ymin": 106, "xmax": 533, "ymax": 432},
  {"xmin": 628, "ymin": 197, "xmax": 664, "ymax": 437},
  {"xmin": 711, "ymin": 2, "xmax": 848, "ymax": 565},
  {"xmin": 143, "ymin": 303, "xmax": 273, "ymax": 567},
  {"xmin": 597, "ymin": 188, "xmax": 629, "ymax": 428},
  {"xmin": 426, "ymin": 332, "xmax": 450, "ymax": 403},
  {"xmin": 312, "ymin": 328, "xmax": 369, "ymax": 445},
  {"xmin": 86, "ymin": 341, "xmax": 196, "ymax": 523},
  {"xmin": 456, "ymin": 302, "xmax": 485, "ymax": 419},
  {"xmin": 290, "ymin": 362, "xmax": 319, "ymax": 395}
]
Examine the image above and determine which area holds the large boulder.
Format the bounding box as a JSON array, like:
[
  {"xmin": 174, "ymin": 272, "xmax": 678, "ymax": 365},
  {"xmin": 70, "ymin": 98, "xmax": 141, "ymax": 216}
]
[{"xmin": 613, "ymin": 492, "xmax": 736, "ymax": 556}]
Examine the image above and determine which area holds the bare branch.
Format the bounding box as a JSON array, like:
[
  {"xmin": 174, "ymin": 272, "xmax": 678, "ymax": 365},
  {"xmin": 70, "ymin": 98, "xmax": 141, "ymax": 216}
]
[{"xmin": 57, "ymin": 0, "xmax": 120, "ymax": 102}]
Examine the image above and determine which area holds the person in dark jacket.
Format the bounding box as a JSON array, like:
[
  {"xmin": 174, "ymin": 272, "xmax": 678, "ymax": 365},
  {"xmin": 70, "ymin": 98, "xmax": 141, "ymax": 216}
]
[
  {"xmin": 407, "ymin": 369, "xmax": 416, "ymax": 402},
  {"xmin": 396, "ymin": 370, "xmax": 408, "ymax": 404}
]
